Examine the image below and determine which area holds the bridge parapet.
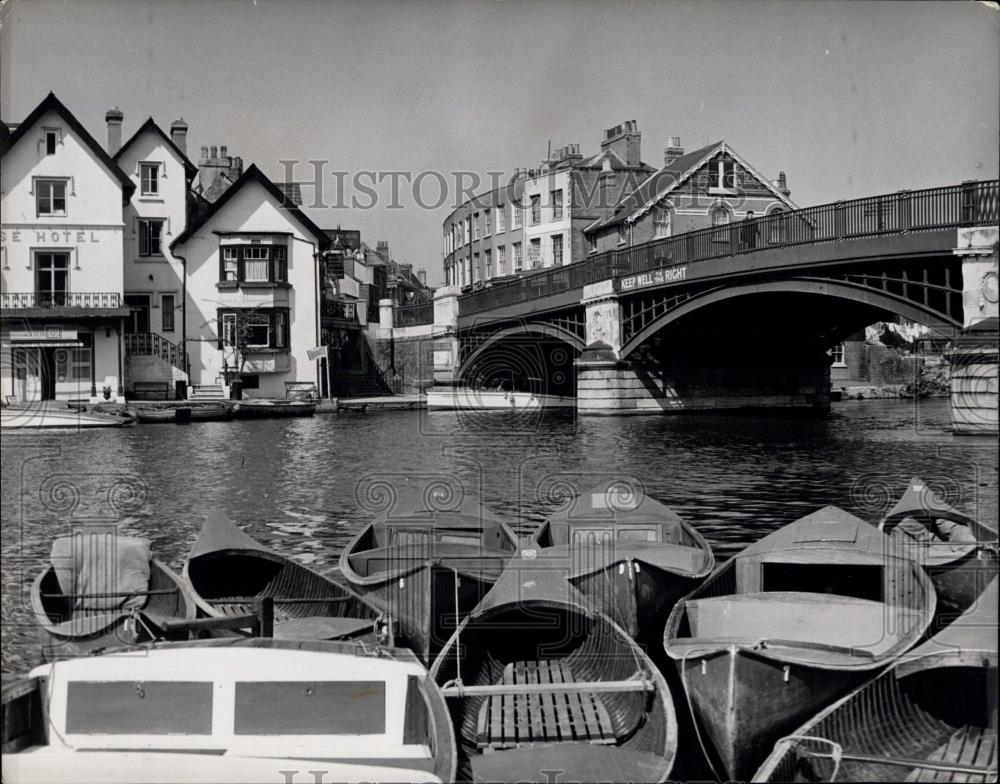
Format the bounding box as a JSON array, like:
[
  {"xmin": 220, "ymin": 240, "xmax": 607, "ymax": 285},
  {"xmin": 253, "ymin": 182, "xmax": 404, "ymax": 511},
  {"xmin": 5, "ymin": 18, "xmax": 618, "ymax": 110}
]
[{"xmin": 458, "ymin": 179, "xmax": 999, "ymax": 321}]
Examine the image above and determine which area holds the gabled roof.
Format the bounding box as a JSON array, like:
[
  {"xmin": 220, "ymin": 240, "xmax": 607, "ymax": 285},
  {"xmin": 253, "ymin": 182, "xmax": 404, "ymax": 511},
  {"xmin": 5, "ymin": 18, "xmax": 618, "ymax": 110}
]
[
  {"xmin": 276, "ymin": 182, "xmax": 304, "ymax": 206},
  {"xmin": 170, "ymin": 163, "xmax": 330, "ymax": 250},
  {"xmin": 0, "ymin": 92, "xmax": 135, "ymax": 204},
  {"xmin": 589, "ymin": 140, "xmax": 797, "ymax": 232},
  {"xmin": 114, "ymin": 117, "xmax": 198, "ymax": 179}
]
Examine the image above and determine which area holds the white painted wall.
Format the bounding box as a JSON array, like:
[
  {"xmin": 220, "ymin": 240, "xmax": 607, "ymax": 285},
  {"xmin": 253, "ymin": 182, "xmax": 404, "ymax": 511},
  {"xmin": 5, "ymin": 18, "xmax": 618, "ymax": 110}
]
[
  {"xmin": 523, "ymin": 169, "xmax": 572, "ymax": 269},
  {"xmin": 174, "ymin": 178, "xmax": 320, "ymax": 398},
  {"xmin": 117, "ymin": 127, "xmax": 188, "ymax": 344}
]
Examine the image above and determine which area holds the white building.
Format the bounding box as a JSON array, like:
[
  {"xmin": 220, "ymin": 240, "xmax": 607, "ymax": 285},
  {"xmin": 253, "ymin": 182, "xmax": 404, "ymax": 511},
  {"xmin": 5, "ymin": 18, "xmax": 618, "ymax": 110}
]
[
  {"xmin": 521, "ymin": 167, "xmax": 572, "ymax": 270},
  {"xmin": 113, "ymin": 115, "xmax": 199, "ymax": 396},
  {"xmin": 169, "ymin": 164, "xmax": 330, "ymax": 398},
  {"xmin": 1, "ymin": 93, "xmax": 134, "ymax": 403}
]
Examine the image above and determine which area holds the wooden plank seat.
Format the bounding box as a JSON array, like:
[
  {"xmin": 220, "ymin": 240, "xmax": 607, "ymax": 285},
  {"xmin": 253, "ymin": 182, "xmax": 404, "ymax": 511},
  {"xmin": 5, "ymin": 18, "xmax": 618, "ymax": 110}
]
[
  {"xmin": 475, "ymin": 661, "xmax": 617, "ymax": 750},
  {"xmin": 906, "ymin": 725, "xmax": 997, "ymax": 783}
]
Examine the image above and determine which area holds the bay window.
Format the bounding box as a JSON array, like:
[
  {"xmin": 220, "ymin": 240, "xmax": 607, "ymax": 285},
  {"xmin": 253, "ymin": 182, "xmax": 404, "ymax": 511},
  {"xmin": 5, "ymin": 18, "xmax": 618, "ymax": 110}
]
[
  {"xmin": 219, "ymin": 243, "xmax": 289, "ymax": 284},
  {"xmin": 217, "ymin": 308, "xmax": 291, "ymax": 351}
]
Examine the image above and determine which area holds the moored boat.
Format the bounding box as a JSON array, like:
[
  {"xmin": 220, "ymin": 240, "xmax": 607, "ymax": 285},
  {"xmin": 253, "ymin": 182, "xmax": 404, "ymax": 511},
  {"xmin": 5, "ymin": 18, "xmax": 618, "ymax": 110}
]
[
  {"xmin": 529, "ymin": 480, "xmax": 714, "ymax": 648},
  {"xmin": 233, "ymin": 399, "xmax": 316, "ymax": 419},
  {"xmin": 2, "ymin": 405, "xmax": 131, "ymax": 429},
  {"xmin": 425, "ymin": 386, "xmax": 574, "ymax": 411},
  {"xmin": 881, "ymin": 477, "xmax": 998, "ymax": 622},
  {"xmin": 187, "ymin": 403, "xmax": 233, "ymax": 422},
  {"xmin": 753, "ymin": 576, "xmax": 998, "ymax": 782},
  {"xmin": 133, "ymin": 406, "xmax": 180, "ymax": 423},
  {"xmin": 339, "ymin": 482, "xmax": 520, "ymax": 662},
  {"xmin": 664, "ymin": 505, "xmax": 937, "ymax": 781},
  {"xmin": 31, "ymin": 532, "xmax": 196, "ymax": 660},
  {"xmin": 1, "ymin": 638, "xmax": 457, "ymax": 784},
  {"xmin": 430, "ymin": 549, "xmax": 677, "ymax": 783},
  {"xmin": 183, "ymin": 512, "xmax": 389, "ymax": 644}
]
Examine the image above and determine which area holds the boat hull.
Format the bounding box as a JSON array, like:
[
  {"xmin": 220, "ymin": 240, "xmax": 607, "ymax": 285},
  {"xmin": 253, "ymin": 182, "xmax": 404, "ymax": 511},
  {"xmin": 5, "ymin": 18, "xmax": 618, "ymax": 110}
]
[
  {"xmin": 677, "ymin": 646, "xmax": 870, "ymax": 781},
  {"xmin": 925, "ymin": 549, "xmax": 998, "ymax": 626},
  {"xmin": 426, "ymin": 387, "xmax": 574, "ymax": 410},
  {"xmin": 2, "ymin": 408, "xmax": 129, "ymax": 429},
  {"xmin": 33, "ymin": 560, "xmax": 196, "ymax": 661},
  {"xmin": 233, "ymin": 401, "xmax": 316, "ymax": 419},
  {"xmin": 572, "ymin": 560, "xmax": 700, "ymax": 655}
]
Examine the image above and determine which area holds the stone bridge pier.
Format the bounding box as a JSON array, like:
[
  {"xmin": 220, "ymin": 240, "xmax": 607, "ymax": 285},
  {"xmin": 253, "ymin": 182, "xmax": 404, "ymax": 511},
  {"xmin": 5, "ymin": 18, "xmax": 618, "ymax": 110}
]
[
  {"xmin": 950, "ymin": 226, "xmax": 998, "ymax": 435},
  {"xmin": 576, "ymin": 280, "xmax": 832, "ymax": 415}
]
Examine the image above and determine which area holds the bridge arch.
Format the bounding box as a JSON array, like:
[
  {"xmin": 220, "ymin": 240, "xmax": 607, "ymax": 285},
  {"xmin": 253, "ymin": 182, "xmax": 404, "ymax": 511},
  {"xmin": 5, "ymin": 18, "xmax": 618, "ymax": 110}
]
[
  {"xmin": 620, "ymin": 277, "xmax": 961, "ymax": 358},
  {"xmin": 458, "ymin": 323, "xmax": 585, "ymax": 385}
]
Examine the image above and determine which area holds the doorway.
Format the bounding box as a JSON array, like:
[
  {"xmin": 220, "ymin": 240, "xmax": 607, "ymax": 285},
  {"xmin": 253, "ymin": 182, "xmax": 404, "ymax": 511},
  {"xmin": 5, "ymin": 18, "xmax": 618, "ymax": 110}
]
[
  {"xmin": 12, "ymin": 348, "xmax": 56, "ymax": 401},
  {"xmin": 124, "ymin": 295, "xmax": 150, "ymax": 333}
]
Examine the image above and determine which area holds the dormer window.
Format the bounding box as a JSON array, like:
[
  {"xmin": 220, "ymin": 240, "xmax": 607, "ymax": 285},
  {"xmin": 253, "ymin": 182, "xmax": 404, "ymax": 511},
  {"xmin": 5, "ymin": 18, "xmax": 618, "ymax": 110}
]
[
  {"xmin": 140, "ymin": 163, "xmax": 159, "ymax": 196},
  {"xmin": 44, "ymin": 129, "xmax": 59, "ymax": 155}
]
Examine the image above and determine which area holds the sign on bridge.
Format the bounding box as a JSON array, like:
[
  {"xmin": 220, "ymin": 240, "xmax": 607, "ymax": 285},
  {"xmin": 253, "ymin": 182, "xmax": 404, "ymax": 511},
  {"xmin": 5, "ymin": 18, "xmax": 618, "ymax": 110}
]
[{"xmin": 619, "ymin": 265, "xmax": 688, "ymax": 292}]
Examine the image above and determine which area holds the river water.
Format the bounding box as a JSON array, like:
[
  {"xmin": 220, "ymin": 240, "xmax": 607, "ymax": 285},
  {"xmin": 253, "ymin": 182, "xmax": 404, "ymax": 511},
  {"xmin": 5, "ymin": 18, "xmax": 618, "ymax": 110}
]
[{"xmin": 2, "ymin": 398, "xmax": 996, "ymax": 673}]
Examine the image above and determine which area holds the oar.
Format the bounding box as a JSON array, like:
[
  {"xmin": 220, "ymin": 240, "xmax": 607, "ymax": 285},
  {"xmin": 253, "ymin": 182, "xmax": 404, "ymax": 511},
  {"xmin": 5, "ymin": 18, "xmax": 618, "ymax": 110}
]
[
  {"xmin": 41, "ymin": 589, "xmax": 178, "ymax": 599},
  {"xmin": 800, "ymin": 748, "xmax": 996, "ymax": 776}
]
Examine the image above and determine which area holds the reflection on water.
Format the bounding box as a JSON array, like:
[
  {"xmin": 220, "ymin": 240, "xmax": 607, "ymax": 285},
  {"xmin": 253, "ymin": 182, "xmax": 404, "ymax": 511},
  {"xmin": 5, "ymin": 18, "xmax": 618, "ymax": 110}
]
[{"xmin": 2, "ymin": 398, "xmax": 996, "ymax": 672}]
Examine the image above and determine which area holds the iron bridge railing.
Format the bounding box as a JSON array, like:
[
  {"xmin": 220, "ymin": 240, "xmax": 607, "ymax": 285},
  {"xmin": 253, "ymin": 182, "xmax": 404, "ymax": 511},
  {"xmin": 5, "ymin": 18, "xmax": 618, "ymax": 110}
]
[
  {"xmin": 394, "ymin": 302, "xmax": 434, "ymax": 328},
  {"xmin": 459, "ymin": 179, "xmax": 999, "ymax": 316},
  {"xmin": 1, "ymin": 291, "xmax": 125, "ymax": 309}
]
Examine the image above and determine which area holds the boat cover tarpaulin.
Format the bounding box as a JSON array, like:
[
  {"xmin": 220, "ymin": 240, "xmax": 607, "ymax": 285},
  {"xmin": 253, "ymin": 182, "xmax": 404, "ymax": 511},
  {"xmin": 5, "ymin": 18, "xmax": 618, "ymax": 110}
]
[{"xmin": 51, "ymin": 533, "xmax": 150, "ymax": 611}]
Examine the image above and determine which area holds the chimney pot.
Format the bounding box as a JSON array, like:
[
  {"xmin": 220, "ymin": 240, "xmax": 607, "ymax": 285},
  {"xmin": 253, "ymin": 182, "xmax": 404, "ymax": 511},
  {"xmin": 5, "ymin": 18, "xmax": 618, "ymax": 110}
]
[
  {"xmin": 105, "ymin": 107, "xmax": 123, "ymax": 155},
  {"xmin": 200, "ymin": 145, "xmax": 209, "ymax": 161},
  {"xmin": 417, "ymin": 269, "xmax": 427, "ymax": 286},
  {"xmin": 170, "ymin": 118, "xmax": 188, "ymax": 156},
  {"xmin": 778, "ymin": 170, "xmax": 789, "ymax": 195},
  {"xmin": 220, "ymin": 144, "xmax": 228, "ymax": 159},
  {"xmin": 210, "ymin": 145, "xmax": 218, "ymax": 159}
]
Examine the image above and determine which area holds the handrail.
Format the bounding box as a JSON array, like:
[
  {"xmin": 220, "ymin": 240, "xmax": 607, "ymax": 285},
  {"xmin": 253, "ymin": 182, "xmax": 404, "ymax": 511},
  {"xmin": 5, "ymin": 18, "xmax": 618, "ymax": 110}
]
[
  {"xmin": 1, "ymin": 291, "xmax": 125, "ymax": 309},
  {"xmin": 124, "ymin": 332, "xmax": 188, "ymax": 373},
  {"xmin": 458, "ymin": 179, "xmax": 999, "ymax": 316},
  {"xmin": 395, "ymin": 302, "xmax": 434, "ymax": 327}
]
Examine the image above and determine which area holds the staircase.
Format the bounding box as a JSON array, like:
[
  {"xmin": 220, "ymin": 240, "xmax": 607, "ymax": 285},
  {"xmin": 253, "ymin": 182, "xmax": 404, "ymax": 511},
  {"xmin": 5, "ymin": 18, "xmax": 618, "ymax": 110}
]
[
  {"xmin": 125, "ymin": 332, "xmax": 189, "ymax": 400},
  {"xmin": 124, "ymin": 333, "xmax": 187, "ymax": 373},
  {"xmin": 190, "ymin": 384, "xmax": 227, "ymax": 401}
]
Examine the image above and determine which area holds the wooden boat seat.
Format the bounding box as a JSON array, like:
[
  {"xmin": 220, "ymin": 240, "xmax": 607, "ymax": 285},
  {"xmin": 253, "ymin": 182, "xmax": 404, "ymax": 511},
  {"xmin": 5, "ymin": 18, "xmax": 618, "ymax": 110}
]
[
  {"xmin": 475, "ymin": 661, "xmax": 617, "ymax": 750},
  {"xmin": 470, "ymin": 744, "xmax": 668, "ymax": 783},
  {"xmin": 686, "ymin": 592, "xmax": 923, "ymax": 657},
  {"xmin": 905, "ymin": 725, "xmax": 997, "ymax": 782},
  {"xmin": 273, "ymin": 616, "xmax": 373, "ymax": 641}
]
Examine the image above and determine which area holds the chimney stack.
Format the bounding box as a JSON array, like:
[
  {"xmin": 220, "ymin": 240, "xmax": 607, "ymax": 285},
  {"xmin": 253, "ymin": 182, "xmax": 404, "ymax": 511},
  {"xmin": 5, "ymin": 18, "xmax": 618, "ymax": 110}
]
[
  {"xmin": 220, "ymin": 145, "xmax": 228, "ymax": 159},
  {"xmin": 105, "ymin": 107, "xmax": 124, "ymax": 155},
  {"xmin": 600, "ymin": 120, "xmax": 641, "ymax": 168},
  {"xmin": 664, "ymin": 136, "xmax": 684, "ymax": 166},
  {"xmin": 210, "ymin": 145, "xmax": 218, "ymax": 160},
  {"xmin": 170, "ymin": 118, "xmax": 189, "ymax": 156},
  {"xmin": 200, "ymin": 145, "xmax": 209, "ymax": 162},
  {"xmin": 778, "ymin": 171, "xmax": 790, "ymax": 196}
]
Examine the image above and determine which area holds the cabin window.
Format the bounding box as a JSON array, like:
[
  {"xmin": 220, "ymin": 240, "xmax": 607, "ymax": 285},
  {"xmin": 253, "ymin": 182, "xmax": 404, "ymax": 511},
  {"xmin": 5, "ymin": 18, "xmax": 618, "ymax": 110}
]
[
  {"xmin": 761, "ymin": 562, "xmax": 883, "ymax": 602},
  {"xmin": 66, "ymin": 681, "xmax": 213, "ymax": 734},
  {"xmin": 572, "ymin": 528, "xmax": 613, "ymax": 547},
  {"xmin": 439, "ymin": 533, "xmax": 479, "ymax": 545},
  {"xmin": 617, "ymin": 527, "xmax": 660, "ymax": 542},
  {"xmin": 234, "ymin": 681, "xmax": 385, "ymax": 735}
]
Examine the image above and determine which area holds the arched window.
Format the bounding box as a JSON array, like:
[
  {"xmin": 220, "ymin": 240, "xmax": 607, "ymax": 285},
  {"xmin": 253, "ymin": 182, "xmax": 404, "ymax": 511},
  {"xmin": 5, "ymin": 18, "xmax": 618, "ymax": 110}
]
[
  {"xmin": 653, "ymin": 205, "xmax": 672, "ymax": 239},
  {"xmin": 710, "ymin": 205, "xmax": 731, "ymax": 244}
]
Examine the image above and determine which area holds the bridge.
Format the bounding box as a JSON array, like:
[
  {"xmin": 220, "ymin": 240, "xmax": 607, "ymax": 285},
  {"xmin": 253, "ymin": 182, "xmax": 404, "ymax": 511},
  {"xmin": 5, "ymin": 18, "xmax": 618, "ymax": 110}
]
[{"xmin": 383, "ymin": 181, "xmax": 999, "ymax": 432}]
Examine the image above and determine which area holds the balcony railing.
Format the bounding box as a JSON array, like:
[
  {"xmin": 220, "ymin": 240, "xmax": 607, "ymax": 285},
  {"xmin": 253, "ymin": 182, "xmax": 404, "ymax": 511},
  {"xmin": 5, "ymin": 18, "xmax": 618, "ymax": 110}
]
[
  {"xmin": 459, "ymin": 179, "xmax": 1000, "ymax": 316},
  {"xmin": 395, "ymin": 302, "xmax": 434, "ymax": 328},
  {"xmin": 124, "ymin": 332, "xmax": 188, "ymax": 373},
  {"xmin": 321, "ymin": 301, "xmax": 358, "ymax": 322},
  {"xmin": 1, "ymin": 291, "xmax": 125, "ymax": 309}
]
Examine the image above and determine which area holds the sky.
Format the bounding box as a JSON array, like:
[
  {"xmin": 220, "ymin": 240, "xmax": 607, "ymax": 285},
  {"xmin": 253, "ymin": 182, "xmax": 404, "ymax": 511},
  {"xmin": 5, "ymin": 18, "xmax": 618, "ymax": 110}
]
[{"xmin": 2, "ymin": 0, "xmax": 997, "ymax": 285}]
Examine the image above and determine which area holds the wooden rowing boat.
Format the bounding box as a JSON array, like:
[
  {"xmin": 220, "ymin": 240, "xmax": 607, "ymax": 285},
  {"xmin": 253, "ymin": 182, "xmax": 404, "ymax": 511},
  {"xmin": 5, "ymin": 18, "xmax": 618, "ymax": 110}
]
[
  {"xmin": 881, "ymin": 477, "xmax": 998, "ymax": 623},
  {"xmin": 183, "ymin": 512, "xmax": 390, "ymax": 644},
  {"xmin": 133, "ymin": 406, "xmax": 178, "ymax": 423},
  {"xmin": 31, "ymin": 534, "xmax": 196, "ymax": 661},
  {"xmin": 187, "ymin": 403, "xmax": 233, "ymax": 422},
  {"xmin": 430, "ymin": 549, "xmax": 677, "ymax": 783},
  {"xmin": 529, "ymin": 480, "xmax": 714, "ymax": 649},
  {"xmin": 753, "ymin": 576, "xmax": 998, "ymax": 782},
  {"xmin": 339, "ymin": 482, "xmax": 519, "ymax": 662},
  {"xmin": 2, "ymin": 637, "xmax": 456, "ymax": 784},
  {"xmin": 664, "ymin": 505, "xmax": 937, "ymax": 781}
]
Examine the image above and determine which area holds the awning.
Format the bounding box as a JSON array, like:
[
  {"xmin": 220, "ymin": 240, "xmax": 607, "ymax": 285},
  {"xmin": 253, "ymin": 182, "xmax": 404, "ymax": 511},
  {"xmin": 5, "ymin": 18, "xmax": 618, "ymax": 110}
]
[{"xmin": 5, "ymin": 339, "xmax": 83, "ymax": 348}]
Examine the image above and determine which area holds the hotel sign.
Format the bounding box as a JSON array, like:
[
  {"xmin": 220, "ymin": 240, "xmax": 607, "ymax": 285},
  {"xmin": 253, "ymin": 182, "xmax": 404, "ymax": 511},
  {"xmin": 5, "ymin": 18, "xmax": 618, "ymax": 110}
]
[
  {"xmin": 1, "ymin": 230, "xmax": 103, "ymax": 244},
  {"xmin": 619, "ymin": 265, "xmax": 688, "ymax": 292}
]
